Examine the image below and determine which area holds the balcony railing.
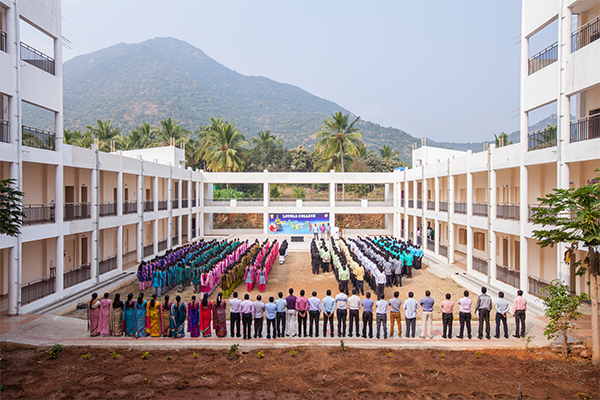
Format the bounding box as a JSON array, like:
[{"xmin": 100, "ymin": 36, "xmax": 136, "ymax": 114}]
[
  {"xmin": 182, "ymin": 199, "xmax": 188, "ymax": 208},
  {"xmin": 172, "ymin": 199, "xmax": 179, "ymax": 209},
  {"xmin": 0, "ymin": 31, "xmax": 6, "ymax": 52},
  {"xmin": 408, "ymin": 200, "xmax": 414, "ymax": 208},
  {"xmin": 191, "ymin": 199, "xmax": 197, "ymax": 207},
  {"xmin": 23, "ymin": 203, "xmax": 55, "ymax": 226},
  {"xmin": 454, "ymin": 201, "xmax": 467, "ymax": 214},
  {"xmin": 303, "ymin": 200, "xmax": 330, "ymax": 207},
  {"xmin": 64, "ymin": 263, "xmax": 91, "ymax": 289},
  {"xmin": 123, "ymin": 250, "xmax": 137, "ymax": 265},
  {"xmin": 571, "ymin": 15, "xmax": 600, "ymax": 52},
  {"xmin": 400, "ymin": 229, "xmax": 405, "ymax": 238},
  {"xmin": 528, "ymin": 203, "xmax": 553, "ymax": 222},
  {"xmin": 172, "ymin": 235, "xmax": 179, "ymax": 246},
  {"xmin": 439, "ymin": 244, "xmax": 448, "ymax": 257},
  {"xmin": 400, "ymin": 199, "xmax": 404, "ymax": 207},
  {"xmin": 416, "ymin": 236, "xmax": 422, "ymax": 246},
  {"xmin": 191, "ymin": 228, "xmax": 196, "ymax": 238},
  {"xmin": 497, "ymin": 265, "xmax": 520, "ymax": 288},
  {"xmin": 496, "ymin": 203, "xmax": 519, "ymax": 220},
  {"xmin": 21, "ymin": 274, "xmax": 55, "ymax": 305},
  {"xmin": 528, "ymin": 41, "xmax": 558, "ymax": 75},
  {"xmin": 99, "ymin": 201, "xmax": 117, "ymax": 217},
  {"xmin": 20, "ymin": 42, "xmax": 55, "ymax": 75},
  {"xmin": 473, "ymin": 256, "xmax": 488, "ymax": 275},
  {"xmin": 22, "ymin": 125, "xmax": 55, "ymax": 150},
  {"xmin": 143, "ymin": 244, "xmax": 153, "ymax": 258},
  {"xmin": 570, "ymin": 114, "xmax": 600, "ymax": 143},
  {"xmin": 417, "ymin": 200, "xmax": 423, "ymax": 209},
  {"xmin": 158, "ymin": 200, "xmax": 168, "ymax": 210},
  {"xmin": 205, "ymin": 198, "xmax": 234, "ymax": 206},
  {"xmin": 123, "ymin": 201, "xmax": 137, "ymax": 214},
  {"xmin": 64, "ymin": 202, "xmax": 91, "ymax": 221},
  {"xmin": 144, "ymin": 200, "xmax": 154, "ymax": 212},
  {"xmin": 158, "ymin": 240, "xmax": 168, "ymax": 252},
  {"xmin": 0, "ymin": 120, "xmax": 9, "ymax": 143},
  {"xmin": 335, "ymin": 198, "xmax": 362, "ymax": 207},
  {"xmin": 528, "ymin": 275, "xmax": 552, "ymax": 297},
  {"xmin": 99, "ymin": 255, "xmax": 118, "ymax": 275},
  {"xmin": 439, "ymin": 201, "xmax": 448, "ymax": 212},
  {"xmin": 427, "ymin": 201, "xmax": 435, "ymax": 210},
  {"xmin": 427, "ymin": 239, "xmax": 434, "ymax": 252},
  {"xmin": 528, "ymin": 127, "xmax": 557, "ymax": 151},
  {"xmin": 473, "ymin": 202, "xmax": 488, "ymax": 217}
]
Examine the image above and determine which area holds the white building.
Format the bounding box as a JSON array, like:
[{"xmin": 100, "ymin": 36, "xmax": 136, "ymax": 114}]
[{"xmin": 0, "ymin": 0, "xmax": 598, "ymax": 315}]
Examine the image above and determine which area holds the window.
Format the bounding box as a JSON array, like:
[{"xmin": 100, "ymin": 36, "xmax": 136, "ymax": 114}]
[
  {"xmin": 458, "ymin": 228, "xmax": 467, "ymax": 245},
  {"xmin": 474, "ymin": 232, "xmax": 486, "ymax": 251}
]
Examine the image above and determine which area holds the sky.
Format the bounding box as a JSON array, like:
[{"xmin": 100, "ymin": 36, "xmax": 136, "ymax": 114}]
[{"xmin": 26, "ymin": 0, "xmax": 526, "ymax": 143}]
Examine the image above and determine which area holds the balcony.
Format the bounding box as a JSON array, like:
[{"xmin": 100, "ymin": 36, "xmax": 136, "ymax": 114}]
[
  {"xmin": 191, "ymin": 228, "xmax": 196, "ymax": 238},
  {"xmin": 64, "ymin": 263, "xmax": 91, "ymax": 289},
  {"xmin": 427, "ymin": 238, "xmax": 434, "ymax": 252},
  {"xmin": 528, "ymin": 126, "xmax": 557, "ymax": 151},
  {"xmin": 143, "ymin": 244, "xmax": 153, "ymax": 258},
  {"xmin": 571, "ymin": 15, "xmax": 600, "ymax": 53},
  {"xmin": 158, "ymin": 199, "xmax": 168, "ymax": 211},
  {"xmin": 182, "ymin": 199, "xmax": 188, "ymax": 208},
  {"xmin": 99, "ymin": 201, "xmax": 117, "ymax": 217},
  {"xmin": 408, "ymin": 199, "xmax": 414, "ymax": 208},
  {"xmin": 454, "ymin": 201, "xmax": 467, "ymax": 214},
  {"xmin": 0, "ymin": 120, "xmax": 9, "ymax": 143},
  {"xmin": 22, "ymin": 126, "xmax": 55, "ymax": 151},
  {"xmin": 99, "ymin": 255, "xmax": 117, "ymax": 275},
  {"xmin": 528, "ymin": 41, "xmax": 558, "ymax": 75},
  {"xmin": 0, "ymin": 31, "xmax": 6, "ymax": 52},
  {"xmin": 172, "ymin": 235, "xmax": 179, "ymax": 246},
  {"xmin": 64, "ymin": 202, "xmax": 91, "ymax": 221},
  {"xmin": 496, "ymin": 203, "xmax": 519, "ymax": 220},
  {"xmin": 144, "ymin": 200, "xmax": 154, "ymax": 212},
  {"xmin": 439, "ymin": 244, "xmax": 448, "ymax": 257},
  {"xmin": 417, "ymin": 200, "xmax": 422, "ymax": 209},
  {"xmin": 473, "ymin": 256, "xmax": 488, "ymax": 275},
  {"xmin": 191, "ymin": 199, "xmax": 197, "ymax": 207},
  {"xmin": 172, "ymin": 199, "xmax": 179, "ymax": 209},
  {"xmin": 473, "ymin": 202, "xmax": 488, "ymax": 217},
  {"xmin": 158, "ymin": 240, "xmax": 168, "ymax": 252},
  {"xmin": 21, "ymin": 274, "xmax": 55, "ymax": 305},
  {"xmin": 400, "ymin": 199, "xmax": 404, "ymax": 207},
  {"xmin": 427, "ymin": 201, "xmax": 435, "ymax": 211},
  {"xmin": 23, "ymin": 203, "xmax": 55, "ymax": 226},
  {"xmin": 528, "ymin": 203, "xmax": 553, "ymax": 222},
  {"xmin": 122, "ymin": 201, "xmax": 137, "ymax": 215},
  {"xmin": 570, "ymin": 114, "xmax": 600, "ymax": 143},
  {"xmin": 497, "ymin": 265, "xmax": 520, "ymax": 288},
  {"xmin": 20, "ymin": 42, "xmax": 55, "ymax": 75},
  {"xmin": 439, "ymin": 201, "xmax": 448, "ymax": 212},
  {"xmin": 528, "ymin": 275, "xmax": 552, "ymax": 297}
]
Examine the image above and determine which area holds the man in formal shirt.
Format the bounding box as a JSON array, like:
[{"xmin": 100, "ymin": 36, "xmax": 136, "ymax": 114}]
[
  {"xmin": 296, "ymin": 289, "xmax": 309, "ymax": 337},
  {"xmin": 393, "ymin": 257, "xmax": 403, "ymax": 287},
  {"xmin": 355, "ymin": 264, "xmax": 365, "ymax": 295},
  {"xmin": 347, "ymin": 289, "xmax": 361, "ymax": 337},
  {"xmin": 375, "ymin": 294, "xmax": 388, "ymax": 339},
  {"xmin": 376, "ymin": 270, "xmax": 386, "ymax": 300},
  {"xmin": 285, "ymin": 288, "xmax": 298, "ymax": 337},
  {"xmin": 403, "ymin": 291, "xmax": 419, "ymax": 338},
  {"xmin": 265, "ymin": 296, "xmax": 277, "ymax": 339},
  {"xmin": 338, "ymin": 264, "xmax": 350, "ymax": 295},
  {"xmin": 335, "ymin": 289, "xmax": 348, "ymax": 337},
  {"xmin": 384, "ymin": 258, "xmax": 393, "ymax": 288},
  {"xmin": 240, "ymin": 293, "xmax": 254, "ymax": 340},
  {"xmin": 322, "ymin": 289, "xmax": 336, "ymax": 338},
  {"xmin": 361, "ymin": 292, "xmax": 374, "ymax": 338},
  {"xmin": 441, "ymin": 293, "xmax": 454, "ymax": 339},
  {"xmin": 419, "ymin": 290, "xmax": 435, "ymax": 339},
  {"xmin": 475, "ymin": 286, "xmax": 492, "ymax": 340},
  {"xmin": 229, "ymin": 291, "xmax": 242, "ymax": 338},
  {"xmin": 494, "ymin": 291, "xmax": 510, "ymax": 339},
  {"xmin": 275, "ymin": 291, "xmax": 287, "ymax": 338},
  {"xmin": 388, "ymin": 291, "xmax": 402, "ymax": 338},
  {"xmin": 457, "ymin": 290, "xmax": 473, "ymax": 339},
  {"xmin": 513, "ymin": 289, "xmax": 527, "ymax": 338},
  {"xmin": 253, "ymin": 294, "xmax": 266, "ymax": 338},
  {"xmin": 308, "ymin": 291, "xmax": 322, "ymax": 337}
]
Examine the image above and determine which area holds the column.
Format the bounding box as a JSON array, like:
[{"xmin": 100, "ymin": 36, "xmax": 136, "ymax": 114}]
[
  {"xmin": 167, "ymin": 172, "xmax": 172, "ymax": 248},
  {"xmin": 54, "ymin": 164, "xmax": 64, "ymax": 293},
  {"xmin": 489, "ymin": 160, "xmax": 497, "ymax": 281},
  {"xmin": 519, "ymin": 165, "xmax": 529, "ymax": 292},
  {"xmin": 153, "ymin": 217, "xmax": 158, "ymax": 254},
  {"xmin": 448, "ymin": 169, "xmax": 455, "ymax": 264},
  {"xmin": 263, "ymin": 172, "xmax": 270, "ymax": 234},
  {"xmin": 117, "ymin": 170, "xmax": 123, "ymax": 217},
  {"xmin": 137, "ymin": 167, "xmax": 143, "ymax": 262},
  {"xmin": 329, "ymin": 176, "xmax": 336, "ymax": 228},
  {"xmin": 117, "ymin": 225, "xmax": 123, "ymax": 271},
  {"xmin": 435, "ymin": 220, "xmax": 440, "ymax": 255},
  {"xmin": 187, "ymin": 171, "xmax": 192, "ymax": 241},
  {"xmin": 422, "ymin": 176, "xmax": 427, "ymax": 248},
  {"xmin": 384, "ymin": 183, "xmax": 389, "ymax": 230},
  {"xmin": 153, "ymin": 176, "xmax": 158, "ymax": 212},
  {"xmin": 91, "ymin": 150, "xmax": 99, "ymax": 284},
  {"xmin": 8, "ymin": 245, "xmax": 19, "ymax": 315}
]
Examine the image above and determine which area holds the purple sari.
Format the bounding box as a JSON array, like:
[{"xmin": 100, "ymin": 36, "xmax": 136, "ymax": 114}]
[{"xmin": 188, "ymin": 301, "xmax": 200, "ymax": 337}]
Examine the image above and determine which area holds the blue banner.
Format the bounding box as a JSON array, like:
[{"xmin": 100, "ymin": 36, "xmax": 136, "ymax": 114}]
[{"xmin": 268, "ymin": 213, "xmax": 329, "ymax": 234}]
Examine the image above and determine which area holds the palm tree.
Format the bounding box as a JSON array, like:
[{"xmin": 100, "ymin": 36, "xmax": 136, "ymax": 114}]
[
  {"xmin": 379, "ymin": 144, "xmax": 400, "ymax": 160},
  {"xmin": 85, "ymin": 120, "xmax": 121, "ymax": 152},
  {"xmin": 200, "ymin": 118, "xmax": 249, "ymax": 173},
  {"xmin": 494, "ymin": 132, "xmax": 513, "ymax": 147},
  {"xmin": 355, "ymin": 142, "xmax": 376, "ymax": 161},
  {"xmin": 314, "ymin": 111, "xmax": 364, "ymax": 200},
  {"xmin": 150, "ymin": 118, "xmax": 190, "ymax": 148},
  {"xmin": 252, "ymin": 130, "xmax": 282, "ymax": 146},
  {"xmin": 63, "ymin": 129, "xmax": 82, "ymax": 145},
  {"xmin": 72, "ymin": 131, "xmax": 94, "ymax": 149}
]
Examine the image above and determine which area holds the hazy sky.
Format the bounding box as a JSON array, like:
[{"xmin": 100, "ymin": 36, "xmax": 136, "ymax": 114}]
[{"xmin": 55, "ymin": 0, "xmax": 523, "ymax": 143}]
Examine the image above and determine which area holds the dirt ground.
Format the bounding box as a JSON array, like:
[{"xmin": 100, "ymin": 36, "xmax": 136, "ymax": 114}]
[
  {"xmin": 67, "ymin": 250, "xmax": 482, "ymax": 322},
  {"xmin": 0, "ymin": 344, "xmax": 597, "ymax": 400}
]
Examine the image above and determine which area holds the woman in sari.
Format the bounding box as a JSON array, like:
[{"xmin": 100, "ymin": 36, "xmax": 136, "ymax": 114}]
[
  {"xmin": 161, "ymin": 295, "xmax": 172, "ymax": 337},
  {"xmin": 188, "ymin": 295, "xmax": 200, "ymax": 338},
  {"xmin": 135, "ymin": 293, "xmax": 148, "ymax": 338},
  {"xmin": 170, "ymin": 295, "xmax": 186, "ymax": 338},
  {"xmin": 199, "ymin": 293, "xmax": 212, "ymax": 337},
  {"xmin": 98, "ymin": 293, "xmax": 112, "ymax": 337},
  {"xmin": 110, "ymin": 293, "xmax": 124, "ymax": 336},
  {"xmin": 87, "ymin": 293, "xmax": 100, "ymax": 337},
  {"xmin": 212, "ymin": 292, "xmax": 227, "ymax": 337},
  {"xmin": 123, "ymin": 293, "xmax": 136, "ymax": 336},
  {"xmin": 146, "ymin": 294, "xmax": 162, "ymax": 337}
]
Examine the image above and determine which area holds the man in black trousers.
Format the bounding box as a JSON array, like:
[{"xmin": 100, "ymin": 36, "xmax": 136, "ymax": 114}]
[{"xmin": 475, "ymin": 287, "xmax": 492, "ymax": 340}]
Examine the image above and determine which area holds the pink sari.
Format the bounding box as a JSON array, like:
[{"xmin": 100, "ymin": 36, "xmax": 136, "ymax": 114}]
[
  {"xmin": 87, "ymin": 300, "xmax": 101, "ymax": 336},
  {"xmin": 98, "ymin": 299, "xmax": 112, "ymax": 336}
]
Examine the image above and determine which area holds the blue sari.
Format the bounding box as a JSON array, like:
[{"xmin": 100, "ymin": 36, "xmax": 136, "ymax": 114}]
[
  {"xmin": 136, "ymin": 300, "xmax": 148, "ymax": 337},
  {"xmin": 188, "ymin": 301, "xmax": 200, "ymax": 337},
  {"xmin": 123, "ymin": 300, "xmax": 136, "ymax": 336},
  {"xmin": 170, "ymin": 302, "xmax": 187, "ymax": 338}
]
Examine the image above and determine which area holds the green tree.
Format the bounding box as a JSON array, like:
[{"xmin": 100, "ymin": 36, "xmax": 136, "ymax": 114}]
[
  {"xmin": 314, "ymin": 112, "xmax": 364, "ymax": 200},
  {"xmin": 355, "ymin": 142, "xmax": 376, "ymax": 161},
  {"xmin": 494, "ymin": 132, "xmax": 513, "ymax": 147},
  {"xmin": 63, "ymin": 129, "xmax": 82, "ymax": 145},
  {"xmin": 200, "ymin": 118, "xmax": 249, "ymax": 172},
  {"xmin": 116, "ymin": 122, "xmax": 156, "ymax": 150},
  {"xmin": 530, "ymin": 170, "xmax": 600, "ymax": 365},
  {"xmin": 85, "ymin": 120, "xmax": 121, "ymax": 152},
  {"xmin": 150, "ymin": 118, "xmax": 190, "ymax": 148},
  {"xmin": 0, "ymin": 179, "xmax": 25, "ymax": 237},
  {"xmin": 288, "ymin": 145, "xmax": 313, "ymax": 172},
  {"xmin": 252, "ymin": 130, "xmax": 282, "ymax": 146},
  {"xmin": 379, "ymin": 144, "xmax": 400, "ymax": 160},
  {"xmin": 540, "ymin": 279, "xmax": 588, "ymax": 356},
  {"xmin": 270, "ymin": 184, "xmax": 282, "ymax": 199},
  {"xmin": 248, "ymin": 130, "xmax": 288, "ymax": 171}
]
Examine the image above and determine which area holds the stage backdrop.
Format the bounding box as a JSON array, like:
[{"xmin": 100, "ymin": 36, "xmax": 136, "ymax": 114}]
[{"xmin": 268, "ymin": 213, "xmax": 329, "ymax": 234}]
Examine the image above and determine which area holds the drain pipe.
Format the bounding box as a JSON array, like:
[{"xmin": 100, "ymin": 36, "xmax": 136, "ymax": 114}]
[{"xmin": 14, "ymin": 0, "xmax": 23, "ymax": 315}]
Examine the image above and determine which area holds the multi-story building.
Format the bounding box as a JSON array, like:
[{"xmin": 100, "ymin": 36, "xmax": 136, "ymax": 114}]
[{"xmin": 0, "ymin": 0, "xmax": 598, "ymax": 315}]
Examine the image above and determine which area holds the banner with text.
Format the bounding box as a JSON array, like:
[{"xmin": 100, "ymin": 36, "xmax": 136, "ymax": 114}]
[{"xmin": 268, "ymin": 213, "xmax": 329, "ymax": 234}]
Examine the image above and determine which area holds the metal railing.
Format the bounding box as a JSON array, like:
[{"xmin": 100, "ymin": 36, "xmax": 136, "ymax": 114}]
[
  {"xmin": 416, "ymin": 236, "xmax": 422, "ymax": 246},
  {"xmin": 528, "ymin": 275, "xmax": 551, "ymax": 297},
  {"xmin": 21, "ymin": 274, "xmax": 55, "ymax": 305},
  {"xmin": 408, "ymin": 200, "xmax": 414, "ymax": 208},
  {"xmin": 191, "ymin": 228, "xmax": 196, "ymax": 238},
  {"xmin": 417, "ymin": 200, "xmax": 422, "ymax": 209},
  {"xmin": 454, "ymin": 201, "xmax": 467, "ymax": 214},
  {"xmin": 123, "ymin": 250, "xmax": 137, "ymax": 265},
  {"xmin": 172, "ymin": 235, "xmax": 179, "ymax": 246},
  {"xmin": 143, "ymin": 244, "xmax": 153, "ymax": 258},
  {"xmin": 123, "ymin": 201, "xmax": 137, "ymax": 214},
  {"xmin": 497, "ymin": 265, "xmax": 520, "ymax": 288},
  {"xmin": 22, "ymin": 125, "xmax": 55, "ymax": 150},
  {"xmin": 528, "ymin": 41, "xmax": 558, "ymax": 75},
  {"xmin": 427, "ymin": 201, "xmax": 435, "ymax": 210},
  {"xmin": 528, "ymin": 127, "xmax": 557, "ymax": 151},
  {"xmin": 439, "ymin": 244, "xmax": 448, "ymax": 257},
  {"xmin": 99, "ymin": 255, "xmax": 118, "ymax": 275},
  {"xmin": 158, "ymin": 240, "xmax": 168, "ymax": 251},
  {"xmin": 473, "ymin": 256, "xmax": 488, "ymax": 275},
  {"xmin": 473, "ymin": 202, "xmax": 488, "ymax": 217},
  {"xmin": 0, "ymin": 31, "xmax": 6, "ymax": 52},
  {"xmin": 439, "ymin": 201, "xmax": 448, "ymax": 212},
  {"xmin": 172, "ymin": 199, "xmax": 179, "ymax": 209},
  {"xmin": 64, "ymin": 202, "xmax": 91, "ymax": 221},
  {"xmin": 496, "ymin": 203, "xmax": 519, "ymax": 220},
  {"xmin": 528, "ymin": 203, "xmax": 553, "ymax": 222},
  {"xmin": 570, "ymin": 114, "xmax": 600, "ymax": 143},
  {"xmin": 64, "ymin": 263, "xmax": 91, "ymax": 289},
  {"xmin": 427, "ymin": 239, "xmax": 434, "ymax": 251},
  {"xmin": 144, "ymin": 200, "xmax": 154, "ymax": 212},
  {"xmin": 400, "ymin": 230, "xmax": 405, "ymax": 238},
  {"xmin": 23, "ymin": 203, "xmax": 55, "ymax": 225},
  {"xmin": 400, "ymin": 199, "xmax": 404, "ymax": 207},
  {"xmin": 0, "ymin": 120, "xmax": 8, "ymax": 143},
  {"xmin": 99, "ymin": 201, "xmax": 117, "ymax": 217},
  {"xmin": 182, "ymin": 199, "xmax": 188, "ymax": 208},
  {"xmin": 191, "ymin": 199, "xmax": 197, "ymax": 207},
  {"xmin": 571, "ymin": 15, "xmax": 600, "ymax": 52},
  {"xmin": 303, "ymin": 200, "xmax": 330, "ymax": 207},
  {"xmin": 158, "ymin": 200, "xmax": 168, "ymax": 210},
  {"xmin": 20, "ymin": 42, "xmax": 55, "ymax": 75}
]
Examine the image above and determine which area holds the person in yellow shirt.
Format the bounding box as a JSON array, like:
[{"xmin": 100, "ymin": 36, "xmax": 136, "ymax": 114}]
[{"xmin": 354, "ymin": 263, "xmax": 365, "ymax": 295}]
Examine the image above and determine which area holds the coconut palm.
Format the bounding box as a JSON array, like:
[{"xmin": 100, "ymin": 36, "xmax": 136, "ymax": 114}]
[
  {"xmin": 63, "ymin": 129, "xmax": 82, "ymax": 145},
  {"xmin": 494, "ymin": 132, "xmax": 513, "ymax": 147},
  {"xmin": 85, "ymin": 120, "xmax": 121, "ymax": 152},
  {"xmin": 115, "ymin": 122, "xmax": 156, "ymax": 150},
  {"xmin": 379, "ymin": 144, "xmax": 400, "ymax": 160},
  {"xmin": 355, "ymin": 142, "xmax": 376, "ymax": 161},
  {"xmin": 150, "ymin": 118, "xmax": 190, "ymax": 148},
  {"xmin": 252, "ymin": 130, "xmax": 282, "ymax": 146},
  {"xmin": 200, "ymin": 118, "xmax": 249, "ymax": 172}
]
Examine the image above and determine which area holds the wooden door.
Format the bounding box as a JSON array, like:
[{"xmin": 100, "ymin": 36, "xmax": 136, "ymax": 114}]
[{"xmin": 81, "ymin": 237, "xmax": 88, "ymax": 264}]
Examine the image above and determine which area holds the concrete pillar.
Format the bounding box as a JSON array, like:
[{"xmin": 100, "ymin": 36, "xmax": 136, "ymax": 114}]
[
  {"xmin": 54, "ymin": 166, "xmax": 64, "ymax": 293},
  {"xmin": 153, "ymin": 218, "xmax": 158, "ymax": 254},
  {"xmin": 434, "ymin": 176, "xmax": 439, "ymax": 212},
  {"xmin": 435, "ymin": 220, "xmax": 440, "ymax": 255},
  {"xmin": 489, "ymin": 162, "xmax": 497, "ymax": 282},
  {"xmin": 117, "ymin": 225, "xmax": 123, "ymax": 271},
  {"xmin": 263, "ymin": 171, "xmax": 270, "ymax": 234},
  {"xmin": 167, "ymin": 173, "xmax": 172, "ymax": 247},
  {"xmin": 519, "ymin": 165, "xmax": 529, "ymax": 292},
  {"xmin": 91, "ymin": 151, "xmax": 99, "ymax": 284},
  {"xmin": 153, "ymin": 176, "xmax": 158, "ymax": 212},
  {"xmin": 117, "ymin": 170, "xmax": 123, "ymax": 217},
  {"xmin": 137, "ymin": 167, "xmax": 143, "ymax": 262},
  {"xmin": 448, "ymin": 169, "xmax": 455, "ymax": 264},
  {"xmin": 178, "ymin": 215, "xmax": 182, "ymax": 246},
  {"xmin": 466, "ymin": 225, "xmax": 473, "ymax": 274}
]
